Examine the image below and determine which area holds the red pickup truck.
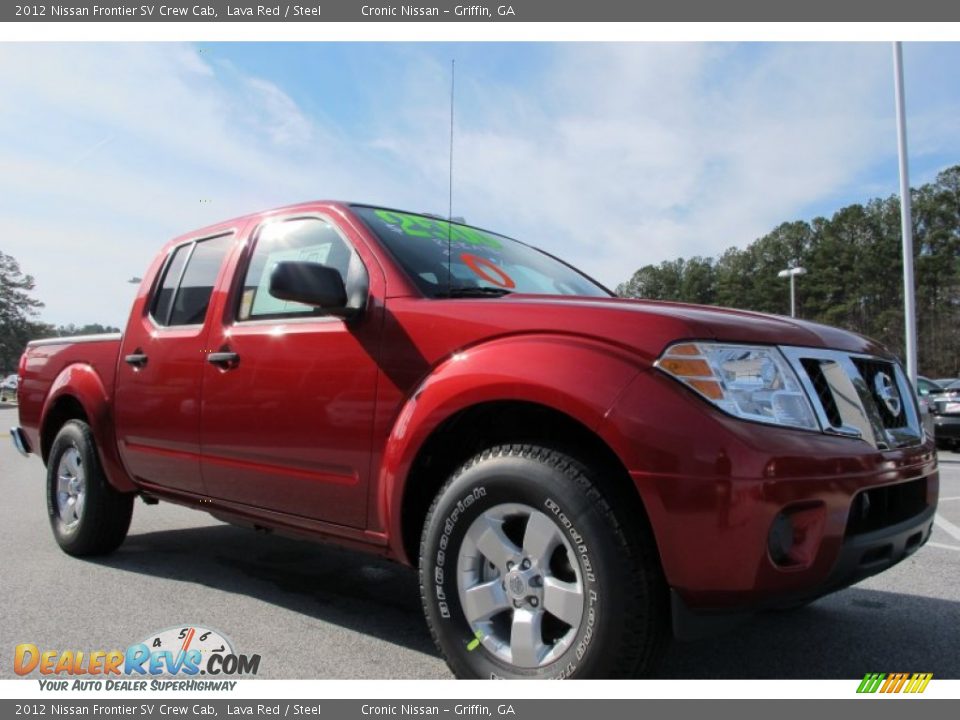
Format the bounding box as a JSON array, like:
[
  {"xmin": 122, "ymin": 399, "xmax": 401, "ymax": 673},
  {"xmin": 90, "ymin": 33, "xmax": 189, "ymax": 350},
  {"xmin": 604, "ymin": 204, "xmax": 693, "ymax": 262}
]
[{"xmin": 11, "ymin": 201, "xmax": 938, "ymax": 679}]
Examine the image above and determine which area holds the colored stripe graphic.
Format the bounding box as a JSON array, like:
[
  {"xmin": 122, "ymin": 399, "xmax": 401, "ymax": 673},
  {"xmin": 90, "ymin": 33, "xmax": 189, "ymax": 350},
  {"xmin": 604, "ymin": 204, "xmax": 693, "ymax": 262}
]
[
  {"xmin": 880, "ymin": 673, "xmax": 907, "ymax": 693},
  {"xmin": 857, "ymin": 672, "xmax": 932, "ymax": 694},
  {"xmin": 910, "ymin": 673, "xmax": 934, "ymax": 693},
  {"xmin": 857, "ymin": 673, "xmax": 885, "ymax": 693}
]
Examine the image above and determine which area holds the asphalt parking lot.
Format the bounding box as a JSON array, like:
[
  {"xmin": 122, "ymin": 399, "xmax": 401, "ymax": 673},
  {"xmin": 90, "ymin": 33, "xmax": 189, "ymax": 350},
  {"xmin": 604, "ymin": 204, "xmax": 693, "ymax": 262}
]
[{"xmin": 1, "ymin": 403, "xmax": 958, "ymax": 679}]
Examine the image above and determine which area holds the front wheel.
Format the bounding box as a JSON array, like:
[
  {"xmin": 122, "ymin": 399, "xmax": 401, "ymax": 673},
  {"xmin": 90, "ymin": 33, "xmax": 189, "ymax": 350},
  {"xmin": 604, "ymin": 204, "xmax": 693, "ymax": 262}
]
[
  {"xmin": 46, "ymin": 420, "xmax": 134, "ymax": 556},
  {"xmin": 419, "ymin": 444, "xmax": 669, "ymax": 679}
]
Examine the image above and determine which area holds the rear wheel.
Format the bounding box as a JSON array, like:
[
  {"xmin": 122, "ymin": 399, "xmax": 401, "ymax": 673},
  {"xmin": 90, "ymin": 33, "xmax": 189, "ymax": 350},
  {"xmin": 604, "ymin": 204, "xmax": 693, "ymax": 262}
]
[
  {"xmin": 419, "ymin": 444, "xmax": 669, "ymax": 679},
  {"xmin": 47, "ymin": 420, "xmax": 134, "ymax": 556}
]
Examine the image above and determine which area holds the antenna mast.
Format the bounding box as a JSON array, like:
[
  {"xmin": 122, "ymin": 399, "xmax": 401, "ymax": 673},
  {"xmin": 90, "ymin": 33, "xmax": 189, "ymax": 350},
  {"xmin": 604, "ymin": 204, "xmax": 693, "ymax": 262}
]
[{"xmin": 446, "ymin": 59, "xmax": 455, "ymax": 292}]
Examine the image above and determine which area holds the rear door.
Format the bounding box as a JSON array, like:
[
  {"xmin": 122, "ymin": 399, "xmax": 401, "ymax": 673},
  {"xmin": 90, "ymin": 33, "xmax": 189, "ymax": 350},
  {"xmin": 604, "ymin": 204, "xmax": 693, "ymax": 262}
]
[
  {"xmin": 199, "ymin": 214, "xmax": 382, "ymax": 527},
  {"xmin": 115, "ymin": 233, "xmax": 235, "ymax": 493}
]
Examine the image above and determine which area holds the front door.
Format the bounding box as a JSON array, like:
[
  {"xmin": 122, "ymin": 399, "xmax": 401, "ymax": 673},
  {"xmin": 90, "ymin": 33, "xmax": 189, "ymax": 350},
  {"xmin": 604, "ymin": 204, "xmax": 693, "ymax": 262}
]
[{"xmin": 199, "ymin": 215, "xmax": 381, "ymax": 528}]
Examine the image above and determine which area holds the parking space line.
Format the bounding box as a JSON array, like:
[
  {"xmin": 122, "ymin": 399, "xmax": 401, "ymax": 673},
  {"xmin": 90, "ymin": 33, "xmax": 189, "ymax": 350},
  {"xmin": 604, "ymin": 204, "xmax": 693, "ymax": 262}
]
[
  {"xmin": 938, "ymin": 496, "xmax": 960, "ymax": 502},
  {"xmin": 934, "ymin": 513, "xmax": 960, "ymax": 542},
  {"xmin": 927, "ymin": 541, "xmax": 960, "ymax": 552}
]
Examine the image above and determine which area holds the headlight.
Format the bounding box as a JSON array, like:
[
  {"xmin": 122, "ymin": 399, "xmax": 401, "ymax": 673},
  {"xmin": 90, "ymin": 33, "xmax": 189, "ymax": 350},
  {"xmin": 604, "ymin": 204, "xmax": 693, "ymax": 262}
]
[{"xmin": 655, "ymin": 342, "xmax": 819, "ymax": 431}]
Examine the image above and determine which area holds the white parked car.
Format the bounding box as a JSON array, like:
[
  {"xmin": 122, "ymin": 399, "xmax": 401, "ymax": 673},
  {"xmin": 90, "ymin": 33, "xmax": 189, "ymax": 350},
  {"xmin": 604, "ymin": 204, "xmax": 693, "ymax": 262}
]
[{"xmin": 0, "ymin": 374, "xmax": 18, "ymax": 402}]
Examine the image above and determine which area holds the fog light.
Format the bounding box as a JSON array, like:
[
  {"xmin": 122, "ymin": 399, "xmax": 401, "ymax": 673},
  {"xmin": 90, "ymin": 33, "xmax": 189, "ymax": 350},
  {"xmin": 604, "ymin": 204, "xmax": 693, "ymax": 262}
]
[
  {"xmin": 767, "ymin": 503, "xmax": 826, "ymax": 569},
  {"xmin": 768, "ymin": 512, "xmax": 795, "ymax": 565}
]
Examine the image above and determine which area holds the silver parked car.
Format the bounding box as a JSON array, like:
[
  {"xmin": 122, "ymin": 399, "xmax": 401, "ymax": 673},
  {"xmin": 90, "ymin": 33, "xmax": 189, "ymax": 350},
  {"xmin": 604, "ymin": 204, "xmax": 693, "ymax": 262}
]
[
  {"xmin": 0, "ymin": 374, "xmax": 18, "ymax": 402},
  {"xmin": 924, "ymin": 378, "xmax": 960, "ymax": 450}
]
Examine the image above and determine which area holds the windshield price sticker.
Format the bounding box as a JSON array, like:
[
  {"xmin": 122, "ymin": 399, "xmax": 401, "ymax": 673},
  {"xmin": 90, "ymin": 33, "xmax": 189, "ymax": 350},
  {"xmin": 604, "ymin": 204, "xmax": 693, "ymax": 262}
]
[
  {"xmin": 373, "ymin": 209, "xmax": 503, "ymax": 250},
  {"xmin": 460, "ymin": 252, "xmax": 515, "ymax": 289}
]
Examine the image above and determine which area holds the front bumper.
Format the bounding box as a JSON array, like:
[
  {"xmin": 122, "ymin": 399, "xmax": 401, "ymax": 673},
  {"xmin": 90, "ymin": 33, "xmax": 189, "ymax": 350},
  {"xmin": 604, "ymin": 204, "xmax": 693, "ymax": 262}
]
[
  {"xmin": 671, "ymin": 503, "xmax": 935, "ymax": 639},
  {"xmin": 599, "ymin": 368, "xmax": 940, "ymax": 622},
  {"xmin": 9, "ymin": 426, "xmax": 31, "ymax": 457},
  {"xmin": 822, "ymin": 503, "xmax": 934, "ymax": 594}
]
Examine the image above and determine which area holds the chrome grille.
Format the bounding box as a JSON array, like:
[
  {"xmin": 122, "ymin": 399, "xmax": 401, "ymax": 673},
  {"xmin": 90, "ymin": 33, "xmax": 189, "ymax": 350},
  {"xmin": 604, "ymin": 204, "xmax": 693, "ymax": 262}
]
[
  {"xmin": 780, "ymin": 347, "xmax": 922, "ymax": 450},
  {"xmin": 800, "ymin": 358, "xmax": 843, "ymax": 428}
]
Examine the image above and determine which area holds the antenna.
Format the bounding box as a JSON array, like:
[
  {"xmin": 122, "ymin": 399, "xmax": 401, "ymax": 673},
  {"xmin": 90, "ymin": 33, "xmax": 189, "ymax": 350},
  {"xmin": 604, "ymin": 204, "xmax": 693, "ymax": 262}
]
[{"xmin": 446, "ymin": 59, "xmax": 455, "ymax": 293}]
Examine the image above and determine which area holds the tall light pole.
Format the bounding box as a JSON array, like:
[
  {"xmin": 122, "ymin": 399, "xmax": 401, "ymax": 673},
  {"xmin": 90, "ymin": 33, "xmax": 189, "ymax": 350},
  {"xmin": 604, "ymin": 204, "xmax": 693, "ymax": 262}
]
[
  {"xmin": 893, "ymin": 41, "xmax": 918, "ymax": 385},
  {"xmin": 778, "ymin": 266, "xmax": 806, "ymax": 318}
]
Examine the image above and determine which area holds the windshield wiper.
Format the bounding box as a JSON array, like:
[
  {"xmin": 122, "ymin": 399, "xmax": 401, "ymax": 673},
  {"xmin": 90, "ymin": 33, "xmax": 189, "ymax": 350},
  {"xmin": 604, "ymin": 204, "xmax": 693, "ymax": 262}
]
[{"xmin": 436, "ymin": 286, "xmax": 514, "ymax": 298}]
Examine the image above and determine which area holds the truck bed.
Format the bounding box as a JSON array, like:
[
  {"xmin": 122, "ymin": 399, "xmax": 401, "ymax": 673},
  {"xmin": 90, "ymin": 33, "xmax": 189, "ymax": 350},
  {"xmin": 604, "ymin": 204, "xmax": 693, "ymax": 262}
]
[{"xmin": 17, "ymin": 333, "xmax": 122, "ymax": 458}]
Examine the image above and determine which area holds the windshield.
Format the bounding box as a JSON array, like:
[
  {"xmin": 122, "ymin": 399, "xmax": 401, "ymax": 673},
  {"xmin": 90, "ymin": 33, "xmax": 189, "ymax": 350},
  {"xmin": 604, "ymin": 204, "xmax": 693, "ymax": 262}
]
[{"xmin": 353, "ymin": 206, "xmax": 611, "ymax": 298}]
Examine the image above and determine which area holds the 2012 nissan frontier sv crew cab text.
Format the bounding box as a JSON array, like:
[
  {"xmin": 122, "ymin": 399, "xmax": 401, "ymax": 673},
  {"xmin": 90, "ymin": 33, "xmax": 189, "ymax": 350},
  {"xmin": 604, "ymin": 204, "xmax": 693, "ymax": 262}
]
[{"xmin": 10, "ymin": 201, "xmax": 939, "ymax": 678}]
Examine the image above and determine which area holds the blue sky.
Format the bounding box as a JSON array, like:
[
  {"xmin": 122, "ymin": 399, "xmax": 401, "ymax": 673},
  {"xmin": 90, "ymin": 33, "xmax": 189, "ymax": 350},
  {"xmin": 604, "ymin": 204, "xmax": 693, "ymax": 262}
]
[{"xmin": 1, "ymin": 42, "xmax": 958, "ymax": 326}]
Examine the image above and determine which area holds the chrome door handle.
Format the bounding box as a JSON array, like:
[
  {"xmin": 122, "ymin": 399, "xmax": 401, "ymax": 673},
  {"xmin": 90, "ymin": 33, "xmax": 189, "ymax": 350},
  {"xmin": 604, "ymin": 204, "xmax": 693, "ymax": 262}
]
[
  {"xmin": 207, "ymin": 351, "xmax": 240, "ymax": 368},
  {"xmin": 124, "ymin": 352, "xmax": 148, "ymax": 368}
]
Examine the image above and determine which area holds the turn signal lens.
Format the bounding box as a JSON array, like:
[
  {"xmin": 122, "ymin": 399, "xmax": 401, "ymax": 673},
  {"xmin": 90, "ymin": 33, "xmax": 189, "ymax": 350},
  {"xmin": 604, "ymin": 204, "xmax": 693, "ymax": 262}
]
[
  {"xmin": 657, "ymin": 357, "xmax": 713, "ymax": 377},
  {"xmin": 655, "ymin": 342, "xmax": 819, "ymax": 431}
]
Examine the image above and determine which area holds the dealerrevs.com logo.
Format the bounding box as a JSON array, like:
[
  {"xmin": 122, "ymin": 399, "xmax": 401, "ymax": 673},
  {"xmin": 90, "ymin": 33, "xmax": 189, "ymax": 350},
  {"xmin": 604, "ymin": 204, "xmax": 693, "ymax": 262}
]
[{"xmin": 14, "ymin": 625, "xmax": 260, "ymax": 691}]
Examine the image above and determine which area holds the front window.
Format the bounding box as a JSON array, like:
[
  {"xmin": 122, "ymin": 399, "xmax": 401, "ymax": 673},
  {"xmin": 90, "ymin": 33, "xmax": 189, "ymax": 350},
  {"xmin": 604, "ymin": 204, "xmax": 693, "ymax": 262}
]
[
  {"xmin": 352, "ymin": 206, "xmax": 610, "ymax": 298},
  {"xmin": 238, "ymin": 218, "xmax": 360, "ymax": 321}
]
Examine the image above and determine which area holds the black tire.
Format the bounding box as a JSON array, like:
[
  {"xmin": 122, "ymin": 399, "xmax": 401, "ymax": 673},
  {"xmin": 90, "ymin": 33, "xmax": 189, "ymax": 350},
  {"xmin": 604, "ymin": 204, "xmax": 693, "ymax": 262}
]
[
  {"xmin": 46, "ymin": 420, "xmax": 134, "ymax": 556},
  {"xmin": 419, "ymin": 444, "xmax": 669, "ymax": 679}
]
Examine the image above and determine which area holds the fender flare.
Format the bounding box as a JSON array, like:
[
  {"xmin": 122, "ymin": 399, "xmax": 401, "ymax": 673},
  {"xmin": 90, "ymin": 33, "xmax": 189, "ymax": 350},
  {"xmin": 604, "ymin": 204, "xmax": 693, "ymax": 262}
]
[
  {"xmin": 40, "ymin": 363, "xmax": 136, "ymax": 493},
  {"xmin": 376, "ymin": 333, "xmax": 646, "ymax": 562}
]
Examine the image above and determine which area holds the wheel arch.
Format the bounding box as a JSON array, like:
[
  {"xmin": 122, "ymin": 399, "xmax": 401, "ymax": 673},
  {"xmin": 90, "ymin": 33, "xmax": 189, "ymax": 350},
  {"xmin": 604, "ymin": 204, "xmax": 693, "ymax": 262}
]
[
  {"xmin": 377, "ymin": 335, "xmax": 657, "ymax": 565},
  {"xmin": 392, "ymin": 399, "xmax": 658, "ymax": 569},
  {"xmin": 40, "ymin": 394, "xmax": 89, "ymax": 461},
  {"xmin": 39, "ymin": 364, "xmax": 136, "ymax": 493}
]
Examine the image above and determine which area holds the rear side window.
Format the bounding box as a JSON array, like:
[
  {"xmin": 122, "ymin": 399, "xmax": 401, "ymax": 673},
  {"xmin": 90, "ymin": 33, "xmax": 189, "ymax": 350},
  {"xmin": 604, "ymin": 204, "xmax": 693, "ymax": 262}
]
[{"xmin": 150, "ymin": 235, "xmax": 232, "ymax": 327}]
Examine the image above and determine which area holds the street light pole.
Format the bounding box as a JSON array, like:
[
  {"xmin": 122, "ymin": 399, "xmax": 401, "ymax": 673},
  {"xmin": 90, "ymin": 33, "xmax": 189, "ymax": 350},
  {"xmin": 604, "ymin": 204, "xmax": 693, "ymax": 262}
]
[
  {"xmin": 777, "ymin": 266, "xmax": 806, "ymax": 318},
  {"xmin": 794, "ymin": 274, "xmax": 801, "ymax": 317},
  {"xmin": 893, "ymin": 41, "xmax": 918, "ymax": 385}
]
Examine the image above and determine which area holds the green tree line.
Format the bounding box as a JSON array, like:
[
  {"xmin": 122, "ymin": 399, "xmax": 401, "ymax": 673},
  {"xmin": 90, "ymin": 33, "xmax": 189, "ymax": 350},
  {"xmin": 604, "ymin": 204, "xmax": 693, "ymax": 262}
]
[
  {"xmin": 0, "ymin": 250, "xmax": 119, "ymax": 373},
  {"xmin": 617, "ymin": 165, "xmax": 960, "ymax": 378}
]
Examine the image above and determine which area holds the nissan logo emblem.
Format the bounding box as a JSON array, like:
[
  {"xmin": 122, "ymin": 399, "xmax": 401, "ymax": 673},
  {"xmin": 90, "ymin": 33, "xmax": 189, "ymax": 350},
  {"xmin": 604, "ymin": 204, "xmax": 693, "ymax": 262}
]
[{"xmin": 873, "ymin": 371, "xmax": 902, "ymax": 418}]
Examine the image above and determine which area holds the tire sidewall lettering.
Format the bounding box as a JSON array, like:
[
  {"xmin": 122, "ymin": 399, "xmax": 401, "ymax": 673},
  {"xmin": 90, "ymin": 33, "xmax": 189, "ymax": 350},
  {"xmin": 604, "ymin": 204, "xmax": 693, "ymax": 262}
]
[
  {"xmin": 544, "ymin": 496, "xmax": 600, "ymax": 665},
  {"xmin": 434, "ymin": 485, "xmax": 487, "ymax": 620},
  {"xmin": 544, "ymin": 497, "xmax": 596, "ymax": 583},
  {"xmin": 426, "ymin": 468, "xmax": 604, "ymax": 679}
]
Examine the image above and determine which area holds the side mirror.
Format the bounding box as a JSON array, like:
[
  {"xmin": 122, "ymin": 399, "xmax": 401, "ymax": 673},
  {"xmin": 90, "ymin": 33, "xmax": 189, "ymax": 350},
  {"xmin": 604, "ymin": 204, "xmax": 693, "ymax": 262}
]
[{"xmin": 269, "ymin": 261, "xmax": 348, "ymax": 315}]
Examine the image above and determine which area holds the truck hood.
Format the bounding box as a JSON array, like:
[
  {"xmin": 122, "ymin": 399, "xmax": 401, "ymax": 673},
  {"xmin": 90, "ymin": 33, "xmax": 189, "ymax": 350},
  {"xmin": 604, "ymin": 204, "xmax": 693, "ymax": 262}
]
[{"xmin": 494, "ymin": 295, "xmax": 894, "ymax": 361}]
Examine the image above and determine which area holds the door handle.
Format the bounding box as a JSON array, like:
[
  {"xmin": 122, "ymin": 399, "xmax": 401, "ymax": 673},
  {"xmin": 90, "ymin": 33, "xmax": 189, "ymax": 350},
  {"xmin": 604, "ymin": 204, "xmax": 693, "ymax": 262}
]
[
  {"xmin": 207, "ymin": 351, "xmax": 240, "ymax": 368},
  {"xmin": 124, "ymin": 352, "xmax": 148, "ymax": 368}
]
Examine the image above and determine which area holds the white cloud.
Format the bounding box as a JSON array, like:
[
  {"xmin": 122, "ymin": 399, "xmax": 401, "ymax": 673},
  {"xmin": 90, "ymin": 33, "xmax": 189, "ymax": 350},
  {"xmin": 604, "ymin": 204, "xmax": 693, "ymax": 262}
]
[
  {"xmin": 438, "ymin": 44, "xmax": 896, "ymax": 273},
  {"xmin": 0, "ymin": 42, "xmax": 954, "ymax": 326},
  {"xmin": 243, "ymin": 76, "xmax": 316, "ymax": 147}
]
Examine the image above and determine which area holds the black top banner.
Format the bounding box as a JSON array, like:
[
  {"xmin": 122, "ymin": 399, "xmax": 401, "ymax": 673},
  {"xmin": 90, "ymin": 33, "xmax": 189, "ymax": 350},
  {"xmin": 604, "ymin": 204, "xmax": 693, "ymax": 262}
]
[{"xmin": 5, "ymin": 0, "xmax": 960, "ymax": 22}]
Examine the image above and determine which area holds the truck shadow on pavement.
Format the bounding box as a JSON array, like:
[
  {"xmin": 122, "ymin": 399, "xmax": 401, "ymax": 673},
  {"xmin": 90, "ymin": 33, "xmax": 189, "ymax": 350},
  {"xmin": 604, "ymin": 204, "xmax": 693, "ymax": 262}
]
[
  {"xmin": 659, "ymin": 587, "xmax": 960, "ymax": 679},
  {"xmin": 93, "ymin": 522, "xmax": 960, "ymax": 679},
  {"xmin": 95, "ymin": 522, "xmax": 440, "ymax": 659}
]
